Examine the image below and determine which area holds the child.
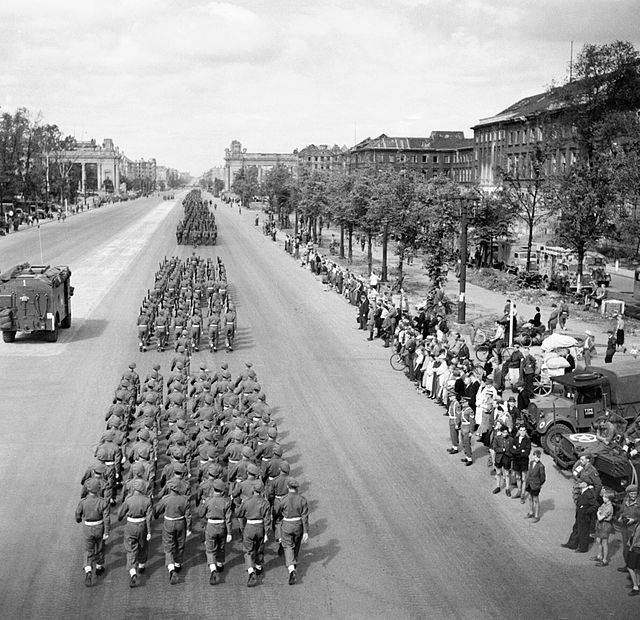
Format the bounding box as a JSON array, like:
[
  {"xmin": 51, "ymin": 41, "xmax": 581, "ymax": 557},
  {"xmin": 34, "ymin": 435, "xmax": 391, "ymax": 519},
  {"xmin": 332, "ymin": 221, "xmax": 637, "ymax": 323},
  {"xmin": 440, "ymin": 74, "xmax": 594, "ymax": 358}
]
[{"xmin": 593, "ymin": 488, "xmax": 614, "ymax": 566}]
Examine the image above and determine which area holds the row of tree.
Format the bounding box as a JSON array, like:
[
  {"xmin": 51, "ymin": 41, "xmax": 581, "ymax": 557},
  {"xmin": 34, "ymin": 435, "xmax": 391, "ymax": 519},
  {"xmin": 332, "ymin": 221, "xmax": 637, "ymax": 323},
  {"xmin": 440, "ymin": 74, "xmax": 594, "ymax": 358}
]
[
  {"xmin": 231, "ymin": 41, "xmax": 640, "ymax": 284},
  {"xmin": 0, "ymin": 108, "xmax": 184, "ymax": 207}
]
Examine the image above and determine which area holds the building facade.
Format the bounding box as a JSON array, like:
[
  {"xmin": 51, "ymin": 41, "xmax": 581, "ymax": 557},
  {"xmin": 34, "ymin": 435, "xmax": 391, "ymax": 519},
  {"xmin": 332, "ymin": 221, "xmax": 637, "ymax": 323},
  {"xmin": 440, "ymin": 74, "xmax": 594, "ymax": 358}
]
[
  {"xmin": 472, "ymin": 89, "xmax": 578, "ymax": 191},
  {"xmin": 296, "ymin": 144, "xmax": 347, "ymax": 173},
  {"xmin": 61, "ymin": 138, "xmax": 122, "ymax": 195},
  {"xmin": 347, "ymin": 131, "xmax": 474, "ymax": 183},
  {"xmin": 223, "ymin": 140, "xmax": 297, "ymax": 190}
]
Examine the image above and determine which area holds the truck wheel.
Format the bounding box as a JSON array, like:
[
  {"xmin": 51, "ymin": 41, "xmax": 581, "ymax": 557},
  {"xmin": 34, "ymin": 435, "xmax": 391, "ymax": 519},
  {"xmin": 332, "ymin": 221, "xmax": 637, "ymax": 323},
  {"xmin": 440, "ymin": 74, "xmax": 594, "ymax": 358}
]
[
  {"xmin": 541, "ymin": 422, "xmax": 571, "ymax": 457},
  {"xmin": 45, "ymin": 316, "xmax": 59, "ymax": 342},
  {"xmin": 60, "ymin": 312, "xmax": 71, "ymax": 328},
  {"xmin": 2, "ymin": 331, "xmax": 16, "ymax": 343}
]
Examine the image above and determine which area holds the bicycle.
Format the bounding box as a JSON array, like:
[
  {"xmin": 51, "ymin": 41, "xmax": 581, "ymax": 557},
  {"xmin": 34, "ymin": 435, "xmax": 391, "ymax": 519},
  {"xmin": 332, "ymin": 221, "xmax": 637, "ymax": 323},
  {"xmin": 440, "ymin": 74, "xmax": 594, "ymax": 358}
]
[{"xmin": 390, "ymin": 352, "xmax": 408, "ymax": 371}]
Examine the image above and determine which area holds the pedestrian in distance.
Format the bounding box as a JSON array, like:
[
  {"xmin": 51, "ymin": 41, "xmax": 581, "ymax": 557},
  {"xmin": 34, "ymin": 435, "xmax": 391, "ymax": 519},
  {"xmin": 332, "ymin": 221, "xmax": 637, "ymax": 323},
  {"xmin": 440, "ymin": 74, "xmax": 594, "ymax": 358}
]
[
  {"xmin": 604, "ymin": 330, "xmax": 617, "ymax": 363},
  {"xmin": 75, "ymin": 478, "xmax": 110, "ymax": 587},
  {"xmin": 524, "ymin": 449, "xmax": 545, "ymax": 522},
  {"xmin": 273, "ymin": 478, "xmax": 309, "ymax": 585}
]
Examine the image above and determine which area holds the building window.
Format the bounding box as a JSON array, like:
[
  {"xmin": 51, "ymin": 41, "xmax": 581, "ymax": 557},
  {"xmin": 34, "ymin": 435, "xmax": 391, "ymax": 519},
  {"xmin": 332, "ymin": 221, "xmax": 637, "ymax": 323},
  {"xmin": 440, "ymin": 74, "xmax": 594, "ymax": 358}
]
[
  {"xmin": 422, "ymin": 155, "xmax": 428, "ymax": 163},
  {"xmin": 444, "ymin": 155, "xmax": 450, "ymax": 163},
  {"xmin": 537, "ymin": 127, "xmax": 543, "ymax": 142},
  {"xmin": 412, "ymin": 155, "xmax": 418, "ymax": 163},
  {"xmin": 508, "ymin": 132, "xmax": 513, "ymax": 145},
  {"xmin": 561, "ymin": 152, "xmax": 567, "ymax": 173},
  {"xmin": 389, "ymin": 155, "xmax": 395, "ymax": 163},
  {"xmin": 570, "ymin": 151, "xmax": 577, "ymax": 167},
  {"xmin": 433, "ymin": 155, "xmax": 438, "ymax": 163}
]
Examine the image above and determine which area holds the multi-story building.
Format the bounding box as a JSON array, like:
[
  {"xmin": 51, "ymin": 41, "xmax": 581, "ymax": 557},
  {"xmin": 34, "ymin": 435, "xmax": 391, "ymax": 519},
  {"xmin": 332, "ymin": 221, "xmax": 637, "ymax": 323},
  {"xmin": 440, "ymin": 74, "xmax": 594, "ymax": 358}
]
[
  {"xmin": 223, "ymin": 140, "xmax": 297, "ymax": 190},
  {"xmin": 472, "ymin": 88, "xmax": 578, "ymax": 191},
  {"xmin": 347, "ymin": 131, "xmax": 474, "ymax": 183},
  {"xmin": 295, "ymin": 144, "xmax": 347, "ymax": 173}
]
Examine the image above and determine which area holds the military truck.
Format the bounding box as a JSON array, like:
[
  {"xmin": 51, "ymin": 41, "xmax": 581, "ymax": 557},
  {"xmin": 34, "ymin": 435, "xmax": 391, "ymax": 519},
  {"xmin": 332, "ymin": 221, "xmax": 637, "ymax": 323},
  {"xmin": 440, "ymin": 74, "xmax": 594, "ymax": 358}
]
[
  {"xmin": 527, "ymin": 363, "xmax": 640, "ymax": 458},
  {"xmin": 0, "ymin": 263, "xmax": 73, "ymax": 342}
]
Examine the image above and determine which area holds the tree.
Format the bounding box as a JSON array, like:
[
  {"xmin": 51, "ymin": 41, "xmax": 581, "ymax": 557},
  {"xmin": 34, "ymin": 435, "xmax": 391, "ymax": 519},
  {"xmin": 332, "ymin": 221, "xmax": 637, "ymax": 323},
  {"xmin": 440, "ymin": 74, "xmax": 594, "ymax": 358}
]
[
  {"xmin": 552, "ymin": 41, "xmax": 640, "ymax": 277},
  {"xmin": 297, "ymin": 169, "xmax": 329, "ymax": 243},
  {"xmin": 470, "ymin": 190, "xmax": 514, "ymax": 268},
  {"xmin": 498, "ymin": 144, "xmax": 551, "ymax": 270},
  {"xmin": 262, "ymin": 164, "xmax": 292, "ymax": 228},
  {"xmin": 232, "ymin": 166, "xmax": 259, "ymax": 208}
]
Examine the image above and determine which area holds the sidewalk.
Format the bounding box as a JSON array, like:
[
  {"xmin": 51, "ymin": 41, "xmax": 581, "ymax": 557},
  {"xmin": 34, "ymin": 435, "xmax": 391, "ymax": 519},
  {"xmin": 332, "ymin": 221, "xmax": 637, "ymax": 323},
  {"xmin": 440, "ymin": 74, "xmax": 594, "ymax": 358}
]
[{"xmin": 235, "ymin": 207, "xmax": 640, "ymax": 362}]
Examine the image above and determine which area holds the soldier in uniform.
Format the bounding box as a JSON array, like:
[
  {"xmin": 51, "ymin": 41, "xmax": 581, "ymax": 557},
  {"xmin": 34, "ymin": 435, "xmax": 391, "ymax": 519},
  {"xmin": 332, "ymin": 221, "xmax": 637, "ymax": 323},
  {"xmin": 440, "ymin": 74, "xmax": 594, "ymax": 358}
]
[
  {"xmin": 224, "ymin": 304, "xmax": 237, "ymax": 352},
  {"xmin": 274, "ymin": 478, "xmax": 309, "ymax": 585},
  {"xmin": 117, "ymin": 479, "xmax": 153, "ymax": 587},
  {"xmin": 197, "ymin": 478, "xmax": 233, "ymax": 584},
  {"xmin": 236, "ymin": 486, "xmax": 272, "ymax": 587},
  {"xmin": 75, "ymin": 479, "xmax": 110, "ymax": 587},
  {"xmin": 154, "ymin": 479, "xmax": 192, "ymax": 584}
]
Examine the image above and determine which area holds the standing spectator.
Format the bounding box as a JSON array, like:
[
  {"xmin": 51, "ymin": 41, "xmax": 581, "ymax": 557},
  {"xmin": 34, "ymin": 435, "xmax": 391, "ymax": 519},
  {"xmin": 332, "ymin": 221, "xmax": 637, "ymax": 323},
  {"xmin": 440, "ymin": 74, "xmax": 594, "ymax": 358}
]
[
  {"xmin": 616, "ymin": 313, "xmax": 625, "ymax": 352},
  {"xmin": 558, "ymin": 300, "xmax": 570, "ymax": 331},
  {"xmin": 491, "ymin": 425, "xmax": 513, "ymax": 495},
  {"xmin": 510, "ymin": 425, "xmax": 532, "ymax": 502},
  {"xmin": 604, "ymin": 330, "xmax": 617, "ymax": 363},
  {"xmin": 617, "ymin": 484, "xmax": 640, "ymax": 574},
  {"xmin": 459, "ymin": 400, "xmax": 474, "ymax": 466},
  {"xmin": 627, "ymin": 523, "xmax": 640, "ymax": 596},
  {"xmin": 548, "ymin": 305, "xmax": 559, "ymax": 332},
  {"xmin": 507, "ymin": 344, "xmax": 524, "ymax": 391},
  {"xmin": 561, "ymin": 481, "xmax": 599, "ymax": 553},
  {"xmin": 593, "ymin": 488, "xmax": 614, "ymax": 567},
  {"xmin": 583, "ymin": 330, "xmax": 595, "ymax": 368},
  {"xmin": 369, "ymin": 270, "xmax": 379, "ymax": 290},
  {"xmin": 521, "ymin": 348, "xmax": 537, "ymax": 396},
  {"xmin": 447, "ymin": 394, "xmax": 462, "ymax": 455},
  {"xmin": 525, "ymin": 449, "xmax": 546, "ymax": 522}
]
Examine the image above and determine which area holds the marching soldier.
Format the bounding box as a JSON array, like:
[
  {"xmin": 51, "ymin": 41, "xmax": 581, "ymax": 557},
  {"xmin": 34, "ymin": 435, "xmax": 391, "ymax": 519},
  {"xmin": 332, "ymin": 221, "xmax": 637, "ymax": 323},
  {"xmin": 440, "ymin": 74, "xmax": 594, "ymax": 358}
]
[
  {"xmin": 117, "ymin": 479, "xmax": 153, "ymax": 587},
  {"xmin": 154, "ymin": 480, "xmax": 192, "ymax": 584},
  {"xmin": 75, "ymin": 479, "xmax": 110, "ymax": 587},
  {"xmin": 236, "ymin": 486, "xmax": 272, "ymax": 587},
  {"xmin": 197, "ymin": 478, "xmax": 233, "ymax": 584},
  {"xmin": 274, "ymin": 478, "xmax": 309, "ymax": 585}
]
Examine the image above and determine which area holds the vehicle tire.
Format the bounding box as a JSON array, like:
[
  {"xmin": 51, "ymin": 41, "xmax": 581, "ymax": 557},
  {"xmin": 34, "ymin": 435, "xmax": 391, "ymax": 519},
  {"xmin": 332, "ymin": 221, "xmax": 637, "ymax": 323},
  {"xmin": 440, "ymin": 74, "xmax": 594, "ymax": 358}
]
[
  {"xmin": 533, "ymin": 376, "xmax": 553, "ymax": 396},
  {"xmin": 2, "ymin": 330, "xmax": 16, "ymax": 343},
  {"xmin": 60, "ymin": 312, "xmax": 71, "ymax": 328},
  {"xmin": 390, "ymin": 353, "xmax": 405, "ymax": 371},
  {"xmin": 45, "ymin": 316, "xmax": 59, "ymax": 342},
  {"xmin": 541, "ymin": 422, "xmax": 572, "ymax": 456},
  {"xmin": 475, "ymin": 345, "xmax": 490, "ymax": 362}
]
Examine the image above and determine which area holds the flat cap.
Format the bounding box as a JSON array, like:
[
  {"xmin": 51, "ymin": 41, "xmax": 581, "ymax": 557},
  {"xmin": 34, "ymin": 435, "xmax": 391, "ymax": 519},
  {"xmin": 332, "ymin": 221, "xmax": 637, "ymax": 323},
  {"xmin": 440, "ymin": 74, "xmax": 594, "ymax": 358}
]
[
  {"xmin": 86, "ymin": 478, "xmax": 101, "ymax": 494},
  {"xmin": 626, "ymin": 484, "xmax": 638, "ymax": 493},
  {"xmin": 212, "ymin": 479, "xmax": 226, "ymax": 493},
  {"xmin": 247, "ymin": 463, "xmax": 260, "ymax": 476},
  {"xmin": 132, "ymin": 479, "xmax": 146, "ymax": 493}
]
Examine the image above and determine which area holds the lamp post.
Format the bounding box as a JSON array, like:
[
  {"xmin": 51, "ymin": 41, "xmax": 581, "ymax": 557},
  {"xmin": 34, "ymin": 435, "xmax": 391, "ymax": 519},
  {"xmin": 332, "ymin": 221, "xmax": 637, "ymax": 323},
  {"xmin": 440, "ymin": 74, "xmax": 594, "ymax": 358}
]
[{"xmin": 458, "ymin": 197, "xmax": 468, "ymax": 324}]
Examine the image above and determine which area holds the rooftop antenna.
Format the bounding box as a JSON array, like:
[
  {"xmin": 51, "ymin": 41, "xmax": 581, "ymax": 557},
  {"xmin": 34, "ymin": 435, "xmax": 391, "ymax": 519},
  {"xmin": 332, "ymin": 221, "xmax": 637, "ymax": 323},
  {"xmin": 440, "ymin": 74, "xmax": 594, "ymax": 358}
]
[{"xmin": 569, "ymin": 40, "xmax": 574, "ymax": 82}]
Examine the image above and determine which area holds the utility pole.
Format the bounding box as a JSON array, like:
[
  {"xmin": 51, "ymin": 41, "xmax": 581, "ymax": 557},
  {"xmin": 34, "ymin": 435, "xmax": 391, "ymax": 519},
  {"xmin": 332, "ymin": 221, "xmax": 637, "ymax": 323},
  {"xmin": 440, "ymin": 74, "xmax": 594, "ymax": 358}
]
[{"xmin": 458, "ymin": 198, "xmax": 468, "ymax": 324}]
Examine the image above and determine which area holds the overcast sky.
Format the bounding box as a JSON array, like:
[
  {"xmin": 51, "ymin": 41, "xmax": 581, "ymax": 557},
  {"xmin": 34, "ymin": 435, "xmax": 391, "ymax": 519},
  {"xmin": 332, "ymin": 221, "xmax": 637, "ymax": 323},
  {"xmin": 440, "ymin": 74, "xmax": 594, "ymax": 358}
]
[{"xmin": 1, "ymin": 0, "xmax": 639, "ymax": 175}]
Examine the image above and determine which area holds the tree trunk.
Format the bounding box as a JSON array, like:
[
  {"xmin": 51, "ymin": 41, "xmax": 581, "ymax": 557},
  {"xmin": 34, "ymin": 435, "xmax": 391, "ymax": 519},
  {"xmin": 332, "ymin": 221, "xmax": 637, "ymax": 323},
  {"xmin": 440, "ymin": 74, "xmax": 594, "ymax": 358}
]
[
  {"xmin": 397, "ymin": 242, "xmax": 404, "ymax": 284},
  {"xmin": 347, "ymin": 224, "xmax": 353, "ymax": 263},
  {"xmin": 339, "ymin": 222, "xmax": 345, "ymax": 259},
  {"xmin": 367, "ymin": 233, "xmax": 373, "ymax": 275},
  {"xmin": 381, "ymin": 222, "xmax": 389, "ymax": 282},
  {"xmin": 526, "ymin": 220, "xmax": 534, "ymax": 271}
]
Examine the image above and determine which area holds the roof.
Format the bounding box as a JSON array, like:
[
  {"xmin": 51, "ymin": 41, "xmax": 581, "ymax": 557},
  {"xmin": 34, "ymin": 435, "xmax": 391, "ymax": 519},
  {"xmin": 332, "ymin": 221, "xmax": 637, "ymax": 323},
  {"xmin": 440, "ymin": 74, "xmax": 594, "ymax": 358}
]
[
  {"xmin": 473, "ymin": 83, "xmax": 577, "ymax": 128},
  {"xmin": 352, "ymin": 131, "xmax": 473, "ymax": 152}
]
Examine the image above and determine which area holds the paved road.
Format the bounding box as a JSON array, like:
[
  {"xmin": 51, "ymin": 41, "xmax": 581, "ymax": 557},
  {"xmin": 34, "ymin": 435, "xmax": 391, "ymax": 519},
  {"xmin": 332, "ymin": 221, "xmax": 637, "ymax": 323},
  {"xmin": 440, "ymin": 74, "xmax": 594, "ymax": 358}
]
[{"xmin": 0, "ymin": 196, "xmax": 637, "ymax": 619}]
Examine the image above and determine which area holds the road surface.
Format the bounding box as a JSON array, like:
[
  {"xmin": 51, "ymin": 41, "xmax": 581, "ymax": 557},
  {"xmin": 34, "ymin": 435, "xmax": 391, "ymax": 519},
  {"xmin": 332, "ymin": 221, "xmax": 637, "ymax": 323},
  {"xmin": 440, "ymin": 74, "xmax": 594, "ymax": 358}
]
[{"xmin": 0, "ymin": 195, "xmax": 636, "ymax": 619}]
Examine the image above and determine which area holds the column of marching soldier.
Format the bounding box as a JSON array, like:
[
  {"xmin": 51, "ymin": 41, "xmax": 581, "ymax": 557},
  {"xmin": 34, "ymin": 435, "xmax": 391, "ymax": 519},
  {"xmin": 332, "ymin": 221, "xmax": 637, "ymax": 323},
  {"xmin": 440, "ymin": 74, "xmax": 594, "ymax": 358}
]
[
  {"xmin": 136, "ymin": 254, "xmax": 237, "ymax": 354},
  {"xmin": 76, "ymin": 357, "xmax": 310, "ymax": 589}
]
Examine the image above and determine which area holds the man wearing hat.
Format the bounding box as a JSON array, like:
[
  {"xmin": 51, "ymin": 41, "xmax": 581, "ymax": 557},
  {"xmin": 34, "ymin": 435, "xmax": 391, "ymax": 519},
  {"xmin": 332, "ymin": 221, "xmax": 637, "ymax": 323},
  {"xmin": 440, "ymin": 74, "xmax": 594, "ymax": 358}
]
[
  {"xmin": 197, "ymin": 478, "xmax": 233, "ymax": 584},
  {"xmin": 274, "ymin": 478, "xmax": 309, "ymax": 585},
  {"xmin": 236, "ymin": 486, "xmax": 272, "ymax": 586},
  {"xmin": 561, "ymin": 479, "xmax": 599, "ymax": 552},
  {"xmin": 154, "ymin": 479, "xmax": 192, "ymax": 584},
  {"xmin": 75, "ymin": 478, "xmax": 111, "ymax": 586},
  {"xmin": 617, "ymin": 484, "xmax": 640, "ymax": 573},
  {"xmin": 80, "ymin": 461, "xmax": 108, "ymax": 499},
  {"xmin": 117, "ymin": 479, "xmax": 153, "ymax": 587},
  {"xmin": 95, "ymin": 431, "xmax": 122, "ymax": 505}
]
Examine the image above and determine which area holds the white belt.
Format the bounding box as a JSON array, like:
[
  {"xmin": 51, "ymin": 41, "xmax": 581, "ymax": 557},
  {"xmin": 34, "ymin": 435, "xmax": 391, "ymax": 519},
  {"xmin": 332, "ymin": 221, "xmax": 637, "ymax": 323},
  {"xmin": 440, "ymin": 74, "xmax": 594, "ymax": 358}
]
[
  {"xmin": 275, "ymin": 494, "xmax": 286, "ymax": 500},
  {"xmin": 127, "ymin": 517, "xmax": 146, "ymax": 523},
  {"xmin": 102, "ymin": 461, "xmax": 115, "ymax": 466},
  {"xmin": 283, "ymin": 517, "xmax": 301, "ymax": 522},
  {"xmin": 207, "ymin": 519, "xmax": 225, "ymax": 524},
  {"xmin": 164, "ymin": 515, "xmax": 185, "ymax": 521},
  {"xmin": 261, "ymin": 457, "xmax": 270, "ymax": 462},
  {"xmin": 84, "ymin": 520, "xmax": 103, "ymax": 526},
  {"xmin": 228, "ymin": 459, "xmax": 239, "ymax": 464},
  {"xmin": 246, "ymin": 519, "xmax": 263, "ymax": 524},
  {"xmin": 200, "ymin": 459, "xmax": 210, "ymax": 464}
]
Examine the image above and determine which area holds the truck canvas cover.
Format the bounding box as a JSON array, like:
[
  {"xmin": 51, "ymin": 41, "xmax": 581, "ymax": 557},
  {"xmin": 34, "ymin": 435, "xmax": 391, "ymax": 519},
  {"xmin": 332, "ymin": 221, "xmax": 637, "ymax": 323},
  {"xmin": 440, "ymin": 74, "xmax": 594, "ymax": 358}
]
[
  {"xmin": 587, "ymin": 363, "xmax": 640, "ymax": 406},
  {"xmin": 0, "ymin": 263, "xmax": 71, "ymax": 287}
]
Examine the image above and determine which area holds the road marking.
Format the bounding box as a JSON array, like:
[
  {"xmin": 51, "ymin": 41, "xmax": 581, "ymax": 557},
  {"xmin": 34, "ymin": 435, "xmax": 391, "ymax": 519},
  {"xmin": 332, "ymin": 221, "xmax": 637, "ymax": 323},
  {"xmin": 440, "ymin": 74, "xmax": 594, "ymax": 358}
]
[{"xmin": 1, "ymin": 201, "xmax": 176, "ymax": 357}]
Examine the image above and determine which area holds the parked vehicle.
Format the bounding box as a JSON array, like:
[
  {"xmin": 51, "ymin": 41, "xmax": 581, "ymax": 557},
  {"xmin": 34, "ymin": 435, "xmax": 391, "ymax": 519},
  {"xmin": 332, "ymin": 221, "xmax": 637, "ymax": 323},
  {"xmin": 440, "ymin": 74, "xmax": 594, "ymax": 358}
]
[{"xmin": 527, "ymin": 362, "xmax": 640, "ymax": 460}]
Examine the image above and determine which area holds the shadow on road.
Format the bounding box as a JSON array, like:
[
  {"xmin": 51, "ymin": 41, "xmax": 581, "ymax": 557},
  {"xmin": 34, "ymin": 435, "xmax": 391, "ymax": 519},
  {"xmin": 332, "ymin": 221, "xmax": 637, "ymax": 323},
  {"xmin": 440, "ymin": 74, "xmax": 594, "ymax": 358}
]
[{"xmin": 70, "ymin": 319, "xmax": 109, "ymax": 342}]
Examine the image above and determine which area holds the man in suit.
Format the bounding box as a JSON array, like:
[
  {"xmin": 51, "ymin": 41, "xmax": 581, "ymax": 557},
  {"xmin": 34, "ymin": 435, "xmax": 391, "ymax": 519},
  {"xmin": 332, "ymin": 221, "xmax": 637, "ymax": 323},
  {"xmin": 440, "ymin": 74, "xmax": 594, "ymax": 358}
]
[{"xmin": 562, "ymin": 481, "xmax": 599, "ymax": 552}]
